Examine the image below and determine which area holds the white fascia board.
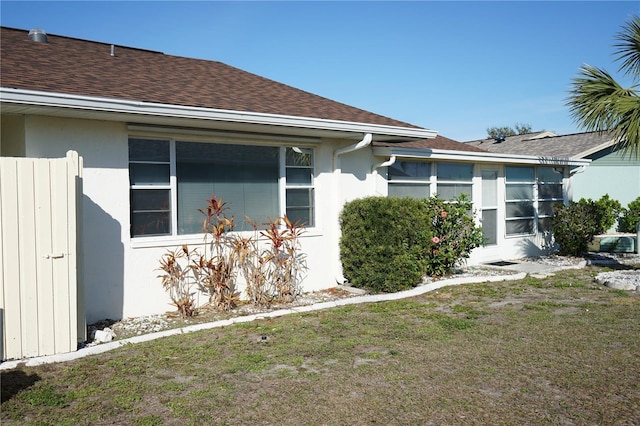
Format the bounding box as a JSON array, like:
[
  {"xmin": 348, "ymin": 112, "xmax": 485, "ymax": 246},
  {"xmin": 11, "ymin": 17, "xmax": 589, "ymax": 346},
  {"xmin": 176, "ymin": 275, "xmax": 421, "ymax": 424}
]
[
  {"xmin": 0, "ymin": 88, "xmax": 437, "ymax": 140},
  {"xmin": 373, "ymin": 146, "xmax": 592, "ymax": 167}
]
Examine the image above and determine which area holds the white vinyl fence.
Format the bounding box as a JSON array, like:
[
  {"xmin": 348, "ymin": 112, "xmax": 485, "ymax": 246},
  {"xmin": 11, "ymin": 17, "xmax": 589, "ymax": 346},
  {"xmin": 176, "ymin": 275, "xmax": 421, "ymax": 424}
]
[{"xmin": 1, "ymin": 151, "xmax": 85, "ymax": 361}]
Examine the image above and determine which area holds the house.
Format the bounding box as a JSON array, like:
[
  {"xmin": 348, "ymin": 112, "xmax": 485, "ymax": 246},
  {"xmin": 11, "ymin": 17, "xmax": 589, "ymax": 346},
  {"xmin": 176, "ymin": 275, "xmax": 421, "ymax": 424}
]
[
  {"xmin": 1, "ymin": 27, "xmax": 590, "ymax": 331},
  {"xmin": 465, "ymin": 131, "xmax": 640, "ymax": 225}
]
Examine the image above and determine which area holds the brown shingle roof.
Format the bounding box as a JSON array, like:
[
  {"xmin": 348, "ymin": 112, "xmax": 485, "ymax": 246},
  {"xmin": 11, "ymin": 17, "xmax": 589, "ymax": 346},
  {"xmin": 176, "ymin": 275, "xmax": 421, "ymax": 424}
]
[
  {"xmin": 374, "ymin": 135, "xmax": 488, "ymax": 153},
  {"xmin": 464, "ymin": 131, "xmax": 615, "ymax": 158},
  {"xmin": 1, "ymin": 26, "xmax": 421, "ymax": 129}
]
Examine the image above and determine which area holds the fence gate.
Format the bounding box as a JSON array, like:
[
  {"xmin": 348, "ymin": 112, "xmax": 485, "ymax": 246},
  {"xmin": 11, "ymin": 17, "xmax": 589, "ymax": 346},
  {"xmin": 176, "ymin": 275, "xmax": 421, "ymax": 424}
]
[{"xmin": 0, "ymin": 151, "xmax": 85, "ymax": 361}]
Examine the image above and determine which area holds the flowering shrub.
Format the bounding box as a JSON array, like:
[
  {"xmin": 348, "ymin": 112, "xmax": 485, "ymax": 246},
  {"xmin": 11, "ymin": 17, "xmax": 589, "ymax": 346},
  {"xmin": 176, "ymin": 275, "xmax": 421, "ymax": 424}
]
[{"xmin": 422, "ymin": 195, "xmax": 484, "ymax": 277}]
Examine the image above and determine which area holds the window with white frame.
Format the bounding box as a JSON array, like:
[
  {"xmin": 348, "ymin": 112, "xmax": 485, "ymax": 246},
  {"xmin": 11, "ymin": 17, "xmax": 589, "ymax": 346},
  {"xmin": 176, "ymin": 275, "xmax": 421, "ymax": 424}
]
[
  {"xmin": 128, "ymin": 138, "xmax": 315, "ymax": 237},
  {"xmin": 505, "ymin": 166, "xmax": 564, "ymax": 236},
  {"xmin": 536, "ymin": 166, "xmax": 564, "ymax": 232},
  {"xmin": 285, "ymin": 147, "xmax": 315, "ymax": 227},
  {"xmin": 387, "ymin": 161, "xmax": 474, "ymax": 201},
  {"xmin": 387, "ymin": 160, "xmax": 431, "ymax": 198},
  {"xmin": 436, "ymin": 162, "xmax": 473, "ymax": 200},
  {"xmin": 129, "ymin": 139, "xmax": 172, "ymax": 237}
]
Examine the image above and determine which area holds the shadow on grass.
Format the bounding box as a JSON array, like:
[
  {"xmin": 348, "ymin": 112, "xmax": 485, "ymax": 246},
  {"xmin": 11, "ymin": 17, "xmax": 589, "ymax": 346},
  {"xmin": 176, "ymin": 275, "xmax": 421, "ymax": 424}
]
[
  {"xmin": 1, "ymin": 370, "xmax": 41, "ymax": 403},
  {"xmin": 586, "ymin": 253, "xmax": 640, "ymax": 270}
]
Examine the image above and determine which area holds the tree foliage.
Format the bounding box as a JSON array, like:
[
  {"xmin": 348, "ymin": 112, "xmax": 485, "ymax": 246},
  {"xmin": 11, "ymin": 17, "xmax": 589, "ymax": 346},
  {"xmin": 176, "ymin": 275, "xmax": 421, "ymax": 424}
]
[
  {"xmin": 567, "ymin": 15, "xmax": 640, "ymax": 158},
  {"xmin": 486, "ymin": 123, "xmax": 532, "ymax": 139}
]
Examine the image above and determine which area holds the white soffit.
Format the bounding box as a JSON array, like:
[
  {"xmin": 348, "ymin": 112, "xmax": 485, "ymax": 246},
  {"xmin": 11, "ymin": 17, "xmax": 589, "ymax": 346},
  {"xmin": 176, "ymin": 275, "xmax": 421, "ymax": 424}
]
[{"xmin": 0, "ymin": 88, "xmax": 437, "ymax": 142}]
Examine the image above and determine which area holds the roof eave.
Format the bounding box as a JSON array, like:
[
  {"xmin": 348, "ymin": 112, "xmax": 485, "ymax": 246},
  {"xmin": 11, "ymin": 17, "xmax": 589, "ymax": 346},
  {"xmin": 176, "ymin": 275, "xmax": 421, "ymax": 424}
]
[
  {"xmin": 0, "ymin": 88, "xmax": 437, "ymax": 142},
  {"xmin": 373, "ymin": 146, "xmax": 592, "ymax": 166},
  {"xmin": 572, "ymin": 138, "xmax": 618, "ymax": 158}
]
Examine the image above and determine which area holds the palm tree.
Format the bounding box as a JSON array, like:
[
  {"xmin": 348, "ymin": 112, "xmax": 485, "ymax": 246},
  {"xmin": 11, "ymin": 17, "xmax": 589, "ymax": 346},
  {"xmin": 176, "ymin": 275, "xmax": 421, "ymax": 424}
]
[{"xmin": 567, "ymin": 15, "xmax": 640, "ymax": 158}]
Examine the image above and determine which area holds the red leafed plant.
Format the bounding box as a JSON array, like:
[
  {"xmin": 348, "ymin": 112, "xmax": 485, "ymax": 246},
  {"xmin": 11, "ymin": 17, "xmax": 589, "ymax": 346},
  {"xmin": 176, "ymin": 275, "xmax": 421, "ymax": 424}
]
[
  {"xmin": 158, "ymin": 194, "xmax": 308, "ymax": 315},
  {"xmin": 157, "ymin": 245, "xmax": 197, "ymax": 318}
]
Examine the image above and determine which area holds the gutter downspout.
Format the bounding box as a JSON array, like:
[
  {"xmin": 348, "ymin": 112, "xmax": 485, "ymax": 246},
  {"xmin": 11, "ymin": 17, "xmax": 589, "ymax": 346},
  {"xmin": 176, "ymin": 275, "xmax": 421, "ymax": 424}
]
[
  {"xmin": 333, "ymin": 133, "xmax": 373, "ymax": 170},
  {"xmin": 332, "ymin": 133, "xmax": 373, "ymax": 284},
  {"xmin": 373, "ymin": 155, "xmax": 396, "ymax": 172},
  {"xmin": 372, "ymin": 155, "xmax": 396, "ymax": 194},
  {"xmin": 570, "ymin": 165, "xmax": 586, "ymax": 176}
]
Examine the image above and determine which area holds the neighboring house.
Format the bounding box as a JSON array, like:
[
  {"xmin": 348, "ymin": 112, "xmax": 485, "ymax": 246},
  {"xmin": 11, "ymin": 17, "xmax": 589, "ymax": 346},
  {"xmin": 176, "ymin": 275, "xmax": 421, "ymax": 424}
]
[
  {"xmin": 465, "ymin": 131, "xmax": 640, "ymax": 226},
  {"xmin": 0, "ymin": 27, "xmax": 589, "ymax": 326}
]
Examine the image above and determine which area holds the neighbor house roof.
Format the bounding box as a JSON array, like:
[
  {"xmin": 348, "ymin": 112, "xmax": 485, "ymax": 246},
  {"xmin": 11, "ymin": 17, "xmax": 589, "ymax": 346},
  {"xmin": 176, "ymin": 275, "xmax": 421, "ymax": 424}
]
[
  {"xmin": 374, "ymin": 135, "xmax": 488, "ymax": 153},
  {"xmin": 464, "ymin": 131, "xmax": 617, "ymax": 159},
  {"xmin": 0, "ymin": 26, "xmax": 436, "ymax": 141},
  {"xmin": 373, "ymin": 132, "xmax": 591, "ymax": 166}
]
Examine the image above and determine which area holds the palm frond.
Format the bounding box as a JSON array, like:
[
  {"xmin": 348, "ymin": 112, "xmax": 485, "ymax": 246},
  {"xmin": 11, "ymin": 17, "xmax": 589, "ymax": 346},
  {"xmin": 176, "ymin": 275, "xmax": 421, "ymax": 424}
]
[
  {"xmin": 614, "ymin": 15, "xmax": 640, "ymax": 77},
  {"xmin": 567, "ymin": 65, "xmax": 640, "ymax": 158}
]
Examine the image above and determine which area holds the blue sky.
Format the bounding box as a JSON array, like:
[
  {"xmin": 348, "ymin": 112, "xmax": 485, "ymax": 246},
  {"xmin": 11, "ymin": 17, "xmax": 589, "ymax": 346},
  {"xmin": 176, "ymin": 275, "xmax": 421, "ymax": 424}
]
[{"xmin": 1, "ymin": 1, "xmax": 638, "ymax": 141}]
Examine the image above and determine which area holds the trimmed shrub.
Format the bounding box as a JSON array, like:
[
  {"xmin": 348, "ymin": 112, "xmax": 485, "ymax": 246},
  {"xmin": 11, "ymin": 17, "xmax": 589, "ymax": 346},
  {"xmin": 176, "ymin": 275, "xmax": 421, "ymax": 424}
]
[
  {"xmin": 552, "ymin": 199, "xmax": 601, "ymax": 256},
  {"xmin": 552, "ymin": 195, "xmax": 624, "ymax": 257},
  {"xmin": 592, "ymin": 194, "xmax": 623, "ymax": 233},
  {"xmin": 340, "ymin": 197, "xmax": 432, "ymax": 292},
  {"xmin": 339, "ymin": 195, "xmax": 484, "ymax": 292},
  {"xmin": 618, "ymin": 196, "xmax": 640, "ymax": 233}
]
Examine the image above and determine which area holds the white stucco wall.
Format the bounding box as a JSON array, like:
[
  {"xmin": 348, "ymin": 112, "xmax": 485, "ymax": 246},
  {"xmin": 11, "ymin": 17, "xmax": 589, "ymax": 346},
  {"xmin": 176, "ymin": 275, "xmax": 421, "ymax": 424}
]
[
  {"xmin": 8, "ymin": 114, "xmax": 572, "ymax": 324},
  {"xmin": 23, "ymin": 116, "xmax": 131, "ymax": 322},
  {"xmin": 17, "ymin": 115, "xmax": 371, "ymax": 323}
]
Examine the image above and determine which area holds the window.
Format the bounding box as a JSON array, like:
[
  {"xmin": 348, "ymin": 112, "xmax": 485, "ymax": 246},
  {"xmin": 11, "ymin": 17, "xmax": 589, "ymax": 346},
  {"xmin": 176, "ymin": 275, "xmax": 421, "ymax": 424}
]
[
  {"xmin": 436, "ymin": 163, "xmax": 473, "ymax": 200},
  {"xmin": 129, "ymin": 138, "xmax": 315, "ymax": 237},
  {"xmin": 286, "ymin": 147, "xmax": 315, "ymax": 227},
  {"xmin": 505, "ymin": 166, "xmax": 535, "ymax": 235},
  {"xmin": 388, "ymin": 161, "xmax": 431, "ymax": 198},
  {"xmin": 387, "ymin": 161, "xmax": 474, "ymax": 201},
  {"xmin": 537, "ymin": 167, "xmax": 564, "ymax": 232},
  {"xmin": 129, "ymin": 139, "xmax": 171, "ymax": 237},
  {"xmin": 505, "ymin": 166, "xmax": 564, "ymax": 236}
]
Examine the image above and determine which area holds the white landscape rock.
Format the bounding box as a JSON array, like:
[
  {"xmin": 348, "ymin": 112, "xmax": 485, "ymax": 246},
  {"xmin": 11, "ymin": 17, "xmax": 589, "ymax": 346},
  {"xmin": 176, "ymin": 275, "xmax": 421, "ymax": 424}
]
[
  {"xmin": 93, "ymin": 328, "xmax": 115, "ymax": 343},
  {"xmin": 595, "ymin": 271, "xmax": 640, "ymax": 292}
]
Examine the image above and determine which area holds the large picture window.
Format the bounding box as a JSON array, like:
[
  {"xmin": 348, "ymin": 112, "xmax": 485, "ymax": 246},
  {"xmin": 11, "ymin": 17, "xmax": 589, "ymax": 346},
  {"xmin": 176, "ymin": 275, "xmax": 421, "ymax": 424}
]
[{"xmin": 129, "ymin": 138, "xmax": 315, "ymax": 237}]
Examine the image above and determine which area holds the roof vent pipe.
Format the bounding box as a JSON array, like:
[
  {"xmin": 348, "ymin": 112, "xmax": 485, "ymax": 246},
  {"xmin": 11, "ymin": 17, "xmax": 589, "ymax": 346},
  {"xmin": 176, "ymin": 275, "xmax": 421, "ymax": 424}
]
[
  {"xmin": 110, "ymin": 44, "xmax": 116, "ymax": 57},
  {"xmin": 28, "ymin": 28, "xmax": 48, "ymax": 43}
]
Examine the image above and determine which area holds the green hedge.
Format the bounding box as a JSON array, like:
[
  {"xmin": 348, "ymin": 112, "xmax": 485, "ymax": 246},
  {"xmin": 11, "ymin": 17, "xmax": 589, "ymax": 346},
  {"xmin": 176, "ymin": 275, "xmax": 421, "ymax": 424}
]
[
  {"xmin": 339, "ymin": 197, "xmax": 432, "ymax": 292},
  {"xmin": 552, "ymin": 194, "xmax": 623, "ymax": 256},
  {"xmin": 619, "ymin": 196, "xmax": 640, "ymax": 233}
]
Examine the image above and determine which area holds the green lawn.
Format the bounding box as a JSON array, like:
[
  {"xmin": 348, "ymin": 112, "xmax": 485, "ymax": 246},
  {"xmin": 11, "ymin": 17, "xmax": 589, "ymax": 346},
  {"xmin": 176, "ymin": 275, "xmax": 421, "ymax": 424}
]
[{"xmin": 2, "ymin": 266, "xmax": 639, "ymax": 425}]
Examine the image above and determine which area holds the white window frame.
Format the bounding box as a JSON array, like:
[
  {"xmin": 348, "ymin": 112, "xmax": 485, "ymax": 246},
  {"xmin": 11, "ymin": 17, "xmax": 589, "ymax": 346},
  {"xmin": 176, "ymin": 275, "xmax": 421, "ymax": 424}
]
[
  {"xmin": 387, "ymin": 160, "xmax": 433, "ymax": 199},
  {"xmin": 435, "ymin": 162, "xmax": 474, "ymax": 201},
  {"xmin": 129, "ymin": 137, "xmax": 316, "ymax": 242},
  {"xmin": 505, "ymin": 166, "xmax": 566, "ymax": 237}
]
